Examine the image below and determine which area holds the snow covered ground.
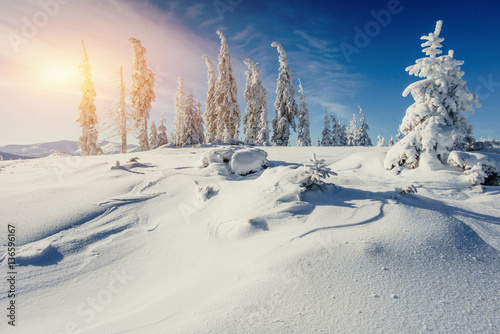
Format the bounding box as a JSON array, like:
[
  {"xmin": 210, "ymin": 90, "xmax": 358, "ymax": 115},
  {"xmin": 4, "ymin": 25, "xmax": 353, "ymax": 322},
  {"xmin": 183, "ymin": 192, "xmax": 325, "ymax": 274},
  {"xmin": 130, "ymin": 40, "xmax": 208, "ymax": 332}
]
[
  {"xmin": 0, "ymin": 140, "xmax": 138, "ymax": 158},
  {"xmin": 0, "ymin": 145, "xmax": 499, "ymax": 333}
]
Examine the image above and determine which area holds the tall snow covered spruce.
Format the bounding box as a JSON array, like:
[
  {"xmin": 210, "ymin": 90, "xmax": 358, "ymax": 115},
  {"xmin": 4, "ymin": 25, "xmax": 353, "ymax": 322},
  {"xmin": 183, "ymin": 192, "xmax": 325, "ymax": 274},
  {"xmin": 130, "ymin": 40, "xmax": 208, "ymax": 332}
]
[
  {"xmin": 296, "ymin": 79, "xmax": 312, "ymax": 146},
  {"xmin": 243, "ymin": 59, "xmax": 258, "ymax": 144},
  {"xmin": 321, "ymin": 107, "xmax": 333, "ymax": 146},
  {"xmin": 347, "ymin": 113, "xmax": 359, "ymax": 146},
  {"xmin": 214, "ymin": 31, "xmax": 240, "ymax": 143},
  {"xmin": 77, "ymin": 41, "xmax": 101, "ymax": 156},
  {"xmin": 385, "ymin": 20, "xmax": 481, "ymax": 171},
  {"xmin": 103, "ymin": 66, "xmax": 129, "ymax": 153},
  {"xmin": 173, "ymin": 77, "xmax": 186, "ymax": 145},
  {"xmin": 271, "ymin": 41, "xmax": 298, "ymax": 146},
  {"xmin": 129, "ymin": 38, "xmax": 156, "ymax": 151},
  {"xmin": 149, "ymin": 121, "xmax": 159, "ymax": 149},
  {"xmin": 202, "ymin": 55, "xmax": 217, "ymax": 143},
  {"xmin": 358, "ymin": 106, "xmax": 372, "ymax": 146},
  {"xmin": 243, "ymin": 59, "xmax": 269, "ymax": 145},
  {"xmin": 331, "ymin": 115, "xmax": 344, "ymax": 146}
]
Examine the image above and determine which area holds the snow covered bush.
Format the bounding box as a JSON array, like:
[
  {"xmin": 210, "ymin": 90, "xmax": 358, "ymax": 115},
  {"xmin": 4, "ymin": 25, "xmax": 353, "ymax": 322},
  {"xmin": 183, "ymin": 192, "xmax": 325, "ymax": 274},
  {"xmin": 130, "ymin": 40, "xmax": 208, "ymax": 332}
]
[
  {"xmin": 385, "ymin": 20, "xmax": 481, "ymax": 171},
  {"xmin": 448, "ymin": 151, "xmax": 499, "ymax": 185},
  {"xmin": 230, "ymin": 149, "xmax": 270, "ymax": 176},
  {"xmin": 399, "ymin": 184, "xmax": 417, "ymax": 195},
  {"xmin": 198, "ymin": 186, "xmax": 217, "ymax": 201},
  {"xmin": 201, "ymin": 147, "xmax": 269, "ymax": 176},
  {"xmin": 300, "ymin": 154, "xmax": 337, "ymax": 192}
]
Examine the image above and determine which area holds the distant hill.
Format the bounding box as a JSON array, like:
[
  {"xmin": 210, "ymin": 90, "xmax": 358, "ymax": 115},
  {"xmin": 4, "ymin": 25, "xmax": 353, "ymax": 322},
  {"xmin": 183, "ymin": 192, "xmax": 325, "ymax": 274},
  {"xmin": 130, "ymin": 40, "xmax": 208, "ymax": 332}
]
[
  {"xmin": 0, "ymin": 151, "xmax": 35, "ymax": 160},
  {"xmin": 0, "ymin": 140, "xmax": 138, "ymax": 158}
]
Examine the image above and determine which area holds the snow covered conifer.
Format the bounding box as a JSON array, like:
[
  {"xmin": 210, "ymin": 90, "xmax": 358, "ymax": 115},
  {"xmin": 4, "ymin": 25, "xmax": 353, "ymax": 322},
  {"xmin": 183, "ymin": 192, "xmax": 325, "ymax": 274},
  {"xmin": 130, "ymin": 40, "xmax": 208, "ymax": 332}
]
[
  {"xmin": 149, "ymin": 121, "xmax": 159, "ymax": 149},
  {"xmin": 358, "ymin": 106, "xmax": 372, "ymax": 146},
  {"xmin": 271, "ymin": 41, "xmax": 298, "ymax": 146},
  {"xmin": 214, "ymin": 31, "xmax": 240, "ymax": 142},
  {"xmin": 103, "ymin": 66, "xmax": 129, "ymax": 154},
  {"xmin": 296, "ymin": 79, "xmax": 312, "ymax": 146},
  {"xmin": 129, "ymin": 38, "xmax": 156, "ymax": 151},
  {"xmin": 157, "ymin": 112, "xmax": 168, "ymax": 146},
  {"xmin": 347, "ymin": 113, "xmax": 359, "ymax": 146},
  {"xmin": 243, "ymin": 59, "xmax": 259, "ymax": 144},
  {"xmin": 173, "ymin": 77, "xmax": 186, "ymax": 146},
  {"xmin": 202, "ymin": 55, "xmax": 217, "ymax": 143},
  {"xmin": 331, "ymin": 115, "xmax": 343, "ymax": 146},
  {"xmin": 321, "ymin": 107, "xmax": 333, "ymax": 146},
  {"xmin": 389, "ymin": 136, "xmax": 395, "ymax": 146},
  {"xmin": 377, "ymin": 133, "xmax": 387, "ymax": 147},
  {"xmin": 194, "ymin": 101, "xmax": 205, "ymax": 144},
  {"xmin": 340, "ymin": 121, "xmax": 348, "ymax": 146},
  {"xmin": 385, "ymin": 20, "xmax": 481, "ymax": 170},
  {"xmin": 77, "ymin": 41, "xmax": 101, "ymax": 156}
]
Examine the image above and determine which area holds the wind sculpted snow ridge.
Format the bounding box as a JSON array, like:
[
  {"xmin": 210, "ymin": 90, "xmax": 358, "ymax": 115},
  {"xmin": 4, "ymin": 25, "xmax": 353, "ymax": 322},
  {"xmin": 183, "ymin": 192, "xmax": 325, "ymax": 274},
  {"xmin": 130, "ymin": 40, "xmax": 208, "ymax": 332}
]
[{"xmin": 0, "ymin": 145, "xmax": 498, "ymax": 334}]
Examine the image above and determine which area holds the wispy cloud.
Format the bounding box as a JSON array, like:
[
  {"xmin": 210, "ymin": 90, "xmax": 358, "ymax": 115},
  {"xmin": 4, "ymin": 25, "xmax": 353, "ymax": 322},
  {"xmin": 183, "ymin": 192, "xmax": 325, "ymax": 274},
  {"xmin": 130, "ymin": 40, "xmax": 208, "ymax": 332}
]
[{"xmin": 185, "ymin": 4, "xmax": 204, "ymax": 19}]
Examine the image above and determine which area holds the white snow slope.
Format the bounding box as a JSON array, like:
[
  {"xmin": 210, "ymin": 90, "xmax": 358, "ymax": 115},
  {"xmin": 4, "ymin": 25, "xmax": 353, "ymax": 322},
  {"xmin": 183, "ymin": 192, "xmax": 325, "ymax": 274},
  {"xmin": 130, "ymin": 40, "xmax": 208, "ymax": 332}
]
[{"xmin": 0, "ymin": 146, "xmax": 499, "ymax": 334}]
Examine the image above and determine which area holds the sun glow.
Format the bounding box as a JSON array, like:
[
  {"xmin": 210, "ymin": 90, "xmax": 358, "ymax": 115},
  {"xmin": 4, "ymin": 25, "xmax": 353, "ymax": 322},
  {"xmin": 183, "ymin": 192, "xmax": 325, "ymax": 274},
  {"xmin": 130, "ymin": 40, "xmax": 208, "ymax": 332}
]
[{"xmin": 42, "ymin": 65, "xmax": 77, "ymax": 85}]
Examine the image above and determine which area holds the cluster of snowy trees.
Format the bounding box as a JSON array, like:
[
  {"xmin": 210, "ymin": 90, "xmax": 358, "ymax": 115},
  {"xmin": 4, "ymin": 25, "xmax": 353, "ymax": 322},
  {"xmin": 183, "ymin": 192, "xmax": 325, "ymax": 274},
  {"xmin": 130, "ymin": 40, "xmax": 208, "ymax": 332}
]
[
  {"xmin": 319, "ymin": 106, "xmax": 371, "ymax": 147},
  {"xmin": 77, "ymin": 38, "xmax": 161, "ymax": 155},
  {"xmin": 78, "ymin": 19, "xmax": 481, "ymax": 172},
  {"xmin": 173, "ymin": 77, "xmax": 205, "ymax": 146},
  {"xmin": 200, "ymin": 33, "xmax": 310, "ymax": 147}
]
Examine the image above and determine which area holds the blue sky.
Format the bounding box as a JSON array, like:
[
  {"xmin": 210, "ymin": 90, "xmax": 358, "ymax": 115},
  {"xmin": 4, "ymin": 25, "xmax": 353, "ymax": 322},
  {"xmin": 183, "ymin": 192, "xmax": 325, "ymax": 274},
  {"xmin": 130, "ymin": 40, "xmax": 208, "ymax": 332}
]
[{"xmin": 1, "ymin": 0, "xmax": 499, "ymax": 145}]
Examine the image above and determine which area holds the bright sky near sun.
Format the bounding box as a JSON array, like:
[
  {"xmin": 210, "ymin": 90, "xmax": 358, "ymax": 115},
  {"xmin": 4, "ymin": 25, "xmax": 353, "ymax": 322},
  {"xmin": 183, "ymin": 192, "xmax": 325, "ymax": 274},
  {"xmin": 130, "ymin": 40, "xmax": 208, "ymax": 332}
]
[{"xmin": 0, "ymin": 0, "xmax": 499, "ymax": 145}]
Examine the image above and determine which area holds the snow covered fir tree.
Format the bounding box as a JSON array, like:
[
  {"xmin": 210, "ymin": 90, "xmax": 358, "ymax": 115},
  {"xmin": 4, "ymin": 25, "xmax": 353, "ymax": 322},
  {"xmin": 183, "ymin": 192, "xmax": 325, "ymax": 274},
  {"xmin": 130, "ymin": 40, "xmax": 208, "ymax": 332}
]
[
  {"xmin": 214, "ymin": 30, "xmax": 240, "ymax": 143},
  {"xmin": 103, "ymin": 66, "xmax": 129, "ymax": 154},
  {"xmin": 202, "ymin": 55, "xmax": 217, "ymax": 143},
  {"xmin": 243, "ymin": 58, "xmax": 270, "ymax": 145},
  {"xmin": 243, "ymin": 59, "xmax": 260, "ymax": 144},
  {"xmin": 321, "ymin": 108, "xmax": 334, "ymax": 146},
  {"xmin": 296, "ymin": 79, "xmax": 312, "ymax": 147},
  {"xmin": 129, "ymin": 38, "xmax": 156, "ymax": 151},
  {"xmin": 358, "ymin": 106, "xmax": 372, "ymax": 146},
  {"xmin": 331, "ymin": 115, "xmax": 344, "ymax": 146},
  {"xmin": 385, "ymin": 20, "xmax": 481, "ymax": 171},
  {"xmin": 271, "ymin": 41, "xmax": 298, "ymax": 146},
  {"xmin": 77, "ymin": 41, "xmax": 101, "ymax": 156},
  {"xmin": 157, "ymin": 113, "xmax": 168, "ymax": 146},
  {"xmin": 173, "ymin": 77, "xmax": 204, "ymax": 146}
]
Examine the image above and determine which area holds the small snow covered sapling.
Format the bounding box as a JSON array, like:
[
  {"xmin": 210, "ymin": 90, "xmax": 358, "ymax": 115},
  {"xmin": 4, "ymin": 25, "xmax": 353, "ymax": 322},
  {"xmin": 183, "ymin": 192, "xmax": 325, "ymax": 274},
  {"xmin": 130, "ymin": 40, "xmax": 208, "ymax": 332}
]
[
  {"xmin": 300, "ymin": 154, "xmax": 337, "ymax": 192},
  {"xmin": 198, "ymin": 186, "xmax": 216, "ymax": 201},
  {"xmin": 398, "ymin": 184, "xmax": 417, "ymax": 195}
]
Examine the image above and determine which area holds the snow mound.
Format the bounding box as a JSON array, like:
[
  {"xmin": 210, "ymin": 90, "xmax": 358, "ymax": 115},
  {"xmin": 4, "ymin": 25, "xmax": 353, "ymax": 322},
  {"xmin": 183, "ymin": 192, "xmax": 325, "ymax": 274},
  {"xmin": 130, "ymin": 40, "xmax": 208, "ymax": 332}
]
[
  {"xmin": 16, "ymin": 240, "xmax": 63, "ymax": 267},
  {"xmin": 201, "ymin": 147, "xmax": 269, "ymax": 175},
  {"xmin": 230, "ymin": 148, "xmax": 269, "ymax": 175}
]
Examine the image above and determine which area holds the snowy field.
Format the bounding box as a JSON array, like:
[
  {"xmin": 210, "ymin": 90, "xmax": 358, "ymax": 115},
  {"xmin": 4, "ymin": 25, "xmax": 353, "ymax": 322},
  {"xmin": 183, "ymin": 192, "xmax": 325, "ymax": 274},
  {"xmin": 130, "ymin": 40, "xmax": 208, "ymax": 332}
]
[{"xmin": 0, "ymin": 145, "xmax": 499, "ymax": 333}]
